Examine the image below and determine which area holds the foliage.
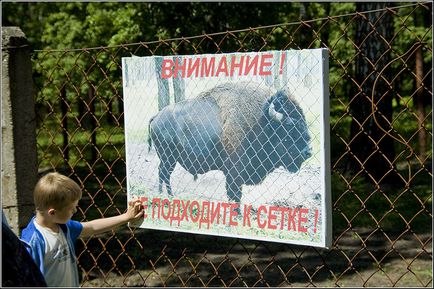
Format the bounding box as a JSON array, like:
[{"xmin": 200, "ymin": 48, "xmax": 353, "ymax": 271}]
[{"xmin": 2, "ymin": 2, "xmax": 432, "ymax": 234}]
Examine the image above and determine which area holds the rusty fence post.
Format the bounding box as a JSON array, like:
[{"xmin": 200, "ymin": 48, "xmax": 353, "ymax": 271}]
[{"xmin": 1, "ymin": 27, "xmax": 38, "ymax": 234}]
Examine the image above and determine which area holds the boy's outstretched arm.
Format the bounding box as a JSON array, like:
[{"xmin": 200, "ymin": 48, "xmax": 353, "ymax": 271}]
[{"xmin": 80, "ymin": 200, "xmax": 144, "ymax": 238}]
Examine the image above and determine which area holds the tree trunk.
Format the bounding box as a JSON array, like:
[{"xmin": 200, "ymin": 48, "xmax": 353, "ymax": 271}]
[
  {"xmin": 173, "ymin": 56, "xmax": 185, "ymax": 103},
  {"xmin": 155, "ymin": 57, "xmax": 170, "ymax": 110},
  {"xmin": 88, "ymin": 86, "xmax": 98, "ymax": 163},
  {"xmin": 107, "ymin": 97, "xmax": 114, "ymax": 125},
  {"xmin": 414, "ymin": 45, "xmax": 427, "ymax": 159},
  {"xmin": 349, "ymin": 2, "xmax": 397, "ymax": 184},
  {"xmin": 60, "ymin": 86, "xmax": 69, "ymax": 165},
  {"xmin": 298, "ymin": 2, "xmax": 311, "ymax": 48},
  {"xmin": 320, "ymin": 3, "xmax": 330, "ymax": 47}
]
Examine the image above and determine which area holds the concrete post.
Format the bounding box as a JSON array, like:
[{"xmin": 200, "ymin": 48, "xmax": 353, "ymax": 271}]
[{"xmin": 2, "ymin": 27, "xmax": 38, "ymax": 234}]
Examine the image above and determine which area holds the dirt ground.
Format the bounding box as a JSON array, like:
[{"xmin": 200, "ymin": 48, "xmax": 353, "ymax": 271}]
[
  {"xmin": 77, "ymin": 144, "xmax": 433, "ymax": 287},
  {"xmin": 74, "ymin": 139, "xmax": 433, "ymax": 288},
  {"xmin": 79, "ymin": 229, "xmax": 432, "ymax": 287}
]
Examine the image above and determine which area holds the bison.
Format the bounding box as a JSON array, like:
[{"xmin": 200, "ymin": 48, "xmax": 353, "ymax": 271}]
[{"xmin": 148, "ymin": 82, "xmax": 312, "ymax": 205}]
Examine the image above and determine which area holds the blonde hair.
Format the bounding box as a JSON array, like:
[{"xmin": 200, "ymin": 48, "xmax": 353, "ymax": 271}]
[{"xmin": 34, "ymin": 172, "xmax": 82, "ymax": 211}]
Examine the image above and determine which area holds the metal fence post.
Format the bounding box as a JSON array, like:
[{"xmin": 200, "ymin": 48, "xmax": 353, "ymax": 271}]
[{"xmin": 1, "ymin": 27, "xmax": 37, "ymax": 234}]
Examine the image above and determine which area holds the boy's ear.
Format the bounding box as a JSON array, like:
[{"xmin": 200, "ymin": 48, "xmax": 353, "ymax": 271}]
[{"xmin": 48, "ymin": 208, "xmax": 56, "ymax": 216}]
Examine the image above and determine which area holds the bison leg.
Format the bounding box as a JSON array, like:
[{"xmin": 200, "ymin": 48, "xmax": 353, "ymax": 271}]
[
  {"xmin": 158, "ymin": 159, "xmax": 176, "ymax": 196},
  {"xmin": 226, "ymin": 178, "xmax": 242, "ymax": 215},
  {"xmin": 226, "ymin": 183, "xmax": 241, "ymax": 203}
]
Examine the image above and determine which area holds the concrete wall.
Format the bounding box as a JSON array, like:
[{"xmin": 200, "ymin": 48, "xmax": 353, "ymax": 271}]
[{"xmin": 2, "ymin": 27, "xmax": 38, "ymax": 234}]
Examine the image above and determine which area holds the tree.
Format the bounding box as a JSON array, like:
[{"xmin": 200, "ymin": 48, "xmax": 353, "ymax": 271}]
[
  {"xmin": 3, "ymin": 1, "xmax": 431, "ymax": 177},
  {"xmin": 349, "ymin": 2, "xmax": 397, "ymax": 184},
  {"xmin": 412, "ymin": 4, "xmax": 432, "ymax": 160}
]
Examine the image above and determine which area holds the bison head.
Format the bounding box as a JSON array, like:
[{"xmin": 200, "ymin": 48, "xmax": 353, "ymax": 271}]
[{"xmin": 263, "ymin": 90, "xmax": 312, "ymax": 173}]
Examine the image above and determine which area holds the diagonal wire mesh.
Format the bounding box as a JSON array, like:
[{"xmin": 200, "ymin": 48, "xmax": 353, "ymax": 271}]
[{"xmin": 32, "ymin": 2, "xmax": 431, "ymax": 287}]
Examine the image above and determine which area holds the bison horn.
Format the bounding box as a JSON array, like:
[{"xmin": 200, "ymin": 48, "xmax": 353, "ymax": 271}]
[{"xmin": 268, "ymin": 102, "xmax": 284, "ymax": 122}]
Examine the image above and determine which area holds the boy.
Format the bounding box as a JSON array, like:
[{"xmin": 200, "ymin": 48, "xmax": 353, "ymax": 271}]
[{"xmin": 21, "ymin": 172, "xmax": 144, "ymax": 287}]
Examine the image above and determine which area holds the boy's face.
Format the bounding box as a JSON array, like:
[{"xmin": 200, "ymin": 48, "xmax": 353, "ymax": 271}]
[{"xmin": 51, "ymin": 199, "xmax": 79, "ymax": 224}]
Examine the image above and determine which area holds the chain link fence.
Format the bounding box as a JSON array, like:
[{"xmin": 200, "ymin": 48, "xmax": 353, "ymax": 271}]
[{"xmin": 32, "ymin": 3, "xmax": 432, "ymax": 287}]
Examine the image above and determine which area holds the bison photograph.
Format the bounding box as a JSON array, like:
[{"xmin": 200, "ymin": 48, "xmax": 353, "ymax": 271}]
[
  {"xmin": 148, "ymin": 82, "xmax": 312, "ymax": 206},
  {"xmin": 123, "ymin": 49, "xmax": 329, "ymax": 246}
]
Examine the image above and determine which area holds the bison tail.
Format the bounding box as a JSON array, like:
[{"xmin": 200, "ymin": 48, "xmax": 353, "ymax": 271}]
[{"xmin": 148, "ymin": 116, "xmax": 155, "ymax": 152}]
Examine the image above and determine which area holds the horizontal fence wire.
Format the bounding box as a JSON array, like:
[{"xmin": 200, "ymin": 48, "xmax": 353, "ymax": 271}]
[{"xmin": 32, "ymin": 2, "xmax": 432, "ymax": 287}]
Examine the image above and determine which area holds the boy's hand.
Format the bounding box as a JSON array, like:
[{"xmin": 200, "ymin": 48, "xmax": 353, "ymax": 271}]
[
  {"xmin": 126, "ymin": 199, "xmax": 144, "ymax": 221},
  {"xmin": 80, "ymin": 199, "xmax": 145, "ymax": 238}
]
